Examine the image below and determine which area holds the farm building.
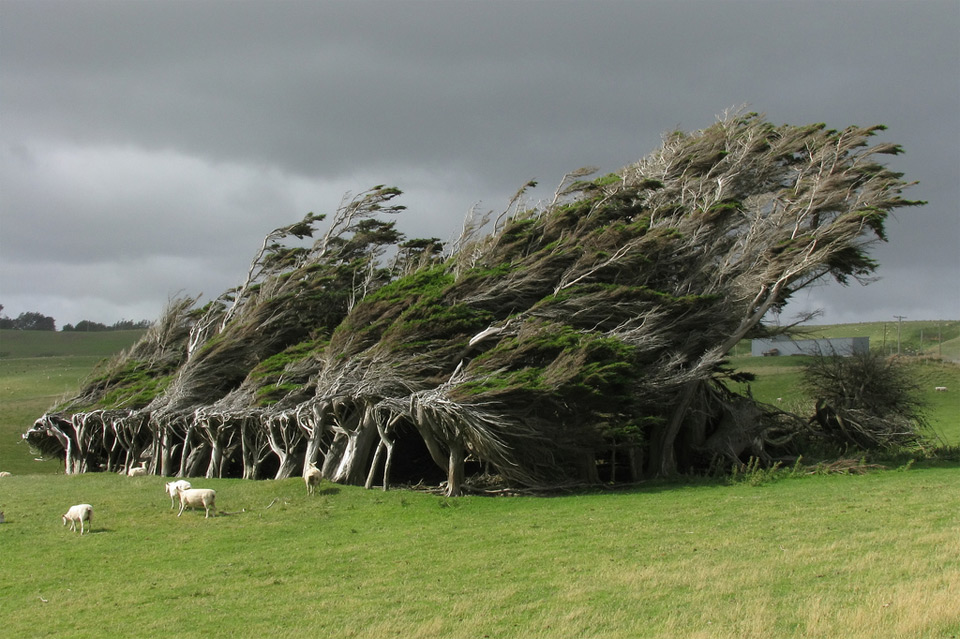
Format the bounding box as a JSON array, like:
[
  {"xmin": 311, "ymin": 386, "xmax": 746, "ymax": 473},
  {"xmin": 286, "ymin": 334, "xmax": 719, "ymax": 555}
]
[{"xmin": 751, "ymin": 335, "xmax": 869, "ymax": 357}]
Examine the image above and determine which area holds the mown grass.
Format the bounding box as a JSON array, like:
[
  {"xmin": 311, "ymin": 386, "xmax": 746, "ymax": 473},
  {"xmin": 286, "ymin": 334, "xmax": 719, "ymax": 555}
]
[{"xmin": 1, "ymin": 470, "xmax": 958, "ymax": 638}]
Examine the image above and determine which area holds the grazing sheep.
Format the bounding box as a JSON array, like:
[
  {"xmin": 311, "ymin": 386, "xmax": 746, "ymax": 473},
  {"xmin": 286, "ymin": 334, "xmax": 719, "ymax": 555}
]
[
  {"xmin": 0, "ymin": 471, "xmax": 11, "ymax": 477},
  {"xmin": 165, "ymin": 480, "xmax": 192, "ymax": 508},
  {"xmin": 177, "ymin": 487, "xmax": 217, "ymax": 518},
  {"xmin": 304, "ymin": 464, "xmax": 322, "ymax": 495},
  {"xmin": 127, "ymin": 465, "xmax": 148, "ymax": 477},
  {"xmin": 935, "ymin": 386, "xmax": 947, "ymax": 392},
  {"xmin": 62, "ymin": 504, "xmax": 93, "ymax": 534}
]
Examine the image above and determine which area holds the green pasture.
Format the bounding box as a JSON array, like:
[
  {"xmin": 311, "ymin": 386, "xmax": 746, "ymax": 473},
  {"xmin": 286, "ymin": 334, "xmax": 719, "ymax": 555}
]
[
  {"xmin": 0, "ymin": 330, "xmax": 144, "ymax": 474},
  {"xmin": 0, "ymin": 329, "xmax": 144, "ymax": 359},
  {"xmin": 1, "ymin": 470, "xmax": 958, "ymax": 638},
  {"xmin": 1, "ymin": 328, "xmax": 959, "ymax": 638}
]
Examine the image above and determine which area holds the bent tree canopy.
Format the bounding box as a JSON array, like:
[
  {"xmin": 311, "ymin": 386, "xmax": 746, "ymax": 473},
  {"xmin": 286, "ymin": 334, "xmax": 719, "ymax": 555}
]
[{"xmin": 25, "ymin": 112, "xmax": 923, "ymax": 495}]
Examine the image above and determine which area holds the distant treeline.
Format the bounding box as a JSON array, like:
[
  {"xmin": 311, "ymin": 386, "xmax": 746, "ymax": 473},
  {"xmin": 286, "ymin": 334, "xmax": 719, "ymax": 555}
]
[
  {"xmin": 0, "ymin": 306, "xmax": 149, "ymax": 332},
  {"xmin": 61, "ymin": 319, "xmax": 152, "ymax": 332}
]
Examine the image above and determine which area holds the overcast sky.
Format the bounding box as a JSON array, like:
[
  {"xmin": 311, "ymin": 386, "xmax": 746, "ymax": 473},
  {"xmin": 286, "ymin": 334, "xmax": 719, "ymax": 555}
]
[{"xmin": 2, "ymin": 0, "xmax": 958, "ymax": 329}]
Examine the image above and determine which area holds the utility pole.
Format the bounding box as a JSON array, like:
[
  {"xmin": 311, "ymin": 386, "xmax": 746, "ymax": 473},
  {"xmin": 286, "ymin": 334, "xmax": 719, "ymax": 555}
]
[{"xmin": 894, "ymin": 315, "xmax": 907, "ymax": 356}]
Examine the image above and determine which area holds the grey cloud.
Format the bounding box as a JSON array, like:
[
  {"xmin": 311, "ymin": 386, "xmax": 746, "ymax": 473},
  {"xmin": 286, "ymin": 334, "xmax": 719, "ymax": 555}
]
[{"xmin": 1, "ymin": 0, "xmax": 957, "ymax": 326}]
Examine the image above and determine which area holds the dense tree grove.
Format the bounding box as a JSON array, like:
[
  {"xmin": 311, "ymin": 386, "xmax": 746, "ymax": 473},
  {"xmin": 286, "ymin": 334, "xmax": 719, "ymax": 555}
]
[
  {"xmin": 24, "ymin": 113, "xmax": 925, "ymax": 494},
  {"xmin": 0, "ymin": 310, "xmax": 56, "ymax": 331}
]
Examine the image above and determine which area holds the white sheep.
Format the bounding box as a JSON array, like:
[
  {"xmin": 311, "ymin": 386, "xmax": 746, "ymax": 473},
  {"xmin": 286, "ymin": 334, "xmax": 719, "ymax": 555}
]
[
  {"xmin": 177, "ymin": 487, "xmax": 217, "ymax": 518},
  {"xmin": 62, "ymin": 504, "xmax": 93, "ymax": 534},
  {"xmin": 935, "ymin": 386, "xmax": 947, "ymax": 392},
  {"xmin": 304, "ymin": 464, "xmax": 322, "ymax": 495},
  {"xmin": 0, "ymin": 471, "xmax": 12, "ymax": 477},
  {"xmin": 127, "ymin": 465, "xmax": 148, "ymax": 477},
  {"xmin": 165, "ymin": 480, "xmax": 192, "ymax": 508}
]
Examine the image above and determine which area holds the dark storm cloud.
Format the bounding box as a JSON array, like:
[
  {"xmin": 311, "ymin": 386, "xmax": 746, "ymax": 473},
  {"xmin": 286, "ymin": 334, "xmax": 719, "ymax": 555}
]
[{"xmin": 1, "ymin": 0, "xmax": 957, "ymax": 326}]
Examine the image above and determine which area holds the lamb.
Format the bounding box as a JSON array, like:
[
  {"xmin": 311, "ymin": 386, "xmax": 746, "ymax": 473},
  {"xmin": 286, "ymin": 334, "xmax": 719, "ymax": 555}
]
[
  {"xmin": 304, "ymin": 464, "xmax": 322, "ymax": 495},
  {"xmin": 177, "ymin": 487, "xmax": 217, "ymax": 518},
  {"xmin": 62, "ymin": 504, "xmax": 93, "ymax": 534},
  {"xmin": 165, "ymin": 480, "xmax": 192, "ymax": 508}
]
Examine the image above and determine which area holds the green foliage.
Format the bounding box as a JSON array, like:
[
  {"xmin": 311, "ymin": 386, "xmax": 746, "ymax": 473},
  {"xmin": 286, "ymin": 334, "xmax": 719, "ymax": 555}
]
[
  {"xmin": 363, "ymin": 264, "xmax": 453, "ymax": 305},
  {"xmin": 249, "ymin": 337, "xmax": 327, "ymax": 381},
  {"xmin": 727, "ymin": 456, "xmax": 786, "ymax": 486},
  {"xmin": 61, "ymin": 335, "xmax": 182, "ymax": 412},
  {"xmin": 392, "ymin": 302, "xmax": 494, "ymax": 348},
  {"xmin": 247, "ymin": 337, "xmax": 326, "ymax": 406},
  {"xmin": 500, "ymin": 216, "xmax": 538, "ymax": 239},
  {"xmin": 460, "ymin": 262, "xmax": 517, "ymax": 283},
  {"xmin": 593, "ymin": 172, "xmax": 622, "ymax": 187},
  {"xmin": 459, "ymin": 366, "xmax": 547, "ymax": 396},
  {"xmin": 459, "ymin": 322, "xmax": 639, "ymax": 426},
  {"xmin": 0, "ymin": 311, "xmax": 56, "ymax": 331},
  {"xmin": 255, "ymin": 382, "xmax": 306, "ymax": 407},
  {"xmin": 93, "ymin": 368, "xmax": 172, "ymax": 410}
]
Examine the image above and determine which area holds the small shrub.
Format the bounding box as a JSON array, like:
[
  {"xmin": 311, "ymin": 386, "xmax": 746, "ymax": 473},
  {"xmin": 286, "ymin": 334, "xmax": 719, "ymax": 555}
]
[{"xmin": 728, "ymin": 456, "xmax": 784, "ymax": 486}]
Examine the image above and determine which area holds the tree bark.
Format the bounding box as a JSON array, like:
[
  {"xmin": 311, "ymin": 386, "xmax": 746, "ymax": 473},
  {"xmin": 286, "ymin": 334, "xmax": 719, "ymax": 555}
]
[
  {"xmin": 447, "ymin": 440, "xmax": 465, "ymax": 497},
  {"xmin": 329, "ymin": 406, "xmax": 379, "ymax": 484},
  {"xmin": 382, "ymin": 439, "xmax": 396, "ymax": 491},
  {"xmin": 365, "ymin": 441, "xmax": 386, "ymax": 490},
  {"xmin": 654, "ymin": 379, "xmax": 700, "ymax": 477},
  {"xmin": 299, "ymin": 402, "xmax": 328, "ymax": 473}
]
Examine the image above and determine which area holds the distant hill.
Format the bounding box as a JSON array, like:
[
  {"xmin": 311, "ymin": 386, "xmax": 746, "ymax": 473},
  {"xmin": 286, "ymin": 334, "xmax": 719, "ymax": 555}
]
[
  {"xmin": 782, "ymin": 320, "xmax": 960, "ymax": 362},
  {"xmin": 0, "ymin": 329, "xmax": 146, "ymax": 359}
]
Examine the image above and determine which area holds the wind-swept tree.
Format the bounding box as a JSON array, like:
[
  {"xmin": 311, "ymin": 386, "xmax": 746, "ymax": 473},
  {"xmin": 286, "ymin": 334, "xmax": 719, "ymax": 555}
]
[{"xmin": 25, "ymin": 112, "xmax": 923, "ymax": 491}]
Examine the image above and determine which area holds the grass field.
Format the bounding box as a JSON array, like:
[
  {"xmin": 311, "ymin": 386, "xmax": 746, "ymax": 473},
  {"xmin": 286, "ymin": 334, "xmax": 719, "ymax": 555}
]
[
  {"xmin": 0, "ymin": 328, "xmax": 145, "ymax": 359},
  {"xmin": 1, "ymin": 470, "xmax": 958, "ymax": 638},
  {"xmin": 0, "ymin": 330, "xmax": 144, "ymax": 474},
  {"xmin": 1, "ymin": 326, "xmax": 959, "ymax": 638}
]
